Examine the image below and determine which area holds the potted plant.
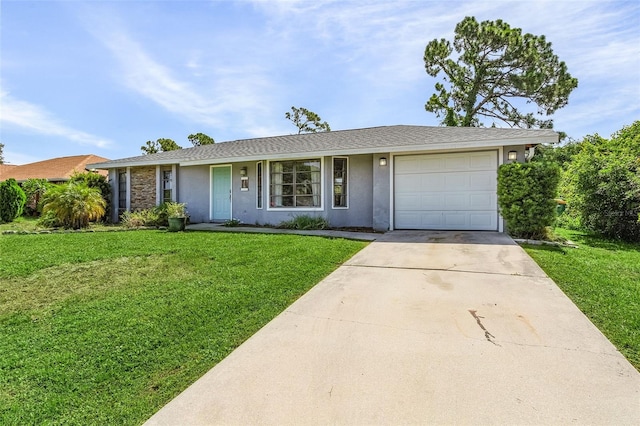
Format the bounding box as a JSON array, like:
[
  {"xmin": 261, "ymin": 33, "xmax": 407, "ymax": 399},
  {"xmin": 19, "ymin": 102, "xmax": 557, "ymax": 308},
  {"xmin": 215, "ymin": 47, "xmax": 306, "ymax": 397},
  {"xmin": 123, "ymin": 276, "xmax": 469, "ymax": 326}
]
[{"xmin": 166, "ymin": 202, "xmax": 187, "ymax": 232}]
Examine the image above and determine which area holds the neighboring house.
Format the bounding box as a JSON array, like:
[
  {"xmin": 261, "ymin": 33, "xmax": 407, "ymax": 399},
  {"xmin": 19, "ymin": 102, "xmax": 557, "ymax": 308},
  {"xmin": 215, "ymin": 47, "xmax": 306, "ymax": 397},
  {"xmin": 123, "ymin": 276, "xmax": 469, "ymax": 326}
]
[
  {"xmin": 0, "ymin": 154, "xmax": 110, "ymax": 184},
  {"xmin": 0, "ymin": 164, "xmax": 19, "ymax": 177},
  {"xmin": 89, "ymin": 125, "xmax": 557, "ymax": 232}
]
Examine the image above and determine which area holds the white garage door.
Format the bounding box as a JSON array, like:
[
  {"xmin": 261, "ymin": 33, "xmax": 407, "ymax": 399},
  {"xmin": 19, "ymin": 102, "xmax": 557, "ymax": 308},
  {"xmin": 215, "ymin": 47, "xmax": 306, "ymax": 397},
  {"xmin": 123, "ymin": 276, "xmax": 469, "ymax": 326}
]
[{"xmin": 394, "ymin": 151, "xmax": 498, "ymax": 230}]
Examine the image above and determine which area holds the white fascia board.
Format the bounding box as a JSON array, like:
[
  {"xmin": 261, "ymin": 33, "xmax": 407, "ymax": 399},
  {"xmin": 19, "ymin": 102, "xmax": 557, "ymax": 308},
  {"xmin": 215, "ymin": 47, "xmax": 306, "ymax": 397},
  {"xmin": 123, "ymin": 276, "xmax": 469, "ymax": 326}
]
[
  {"xmin": 87, "ymin": 159, "xmax": 179, "ymax": 169},
  {"xmin": 180, "ymin": 135, "xmax": 558, "ymax": 167}
]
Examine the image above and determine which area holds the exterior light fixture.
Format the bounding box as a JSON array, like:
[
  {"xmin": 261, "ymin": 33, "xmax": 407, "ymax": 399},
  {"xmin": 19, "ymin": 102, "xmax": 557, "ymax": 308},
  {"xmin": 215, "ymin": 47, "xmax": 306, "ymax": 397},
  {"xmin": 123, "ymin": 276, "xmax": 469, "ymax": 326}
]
[
  {"xmin": 508, "ymin": 151, "xmax": 517, "ymax": 161},
  {"xmin": 240, "ymin": 166, "xmax": 248, "ymax": 176},
  {"xmin": 379, "ymin": 157, "xmax": 388, "ymax": 166}
]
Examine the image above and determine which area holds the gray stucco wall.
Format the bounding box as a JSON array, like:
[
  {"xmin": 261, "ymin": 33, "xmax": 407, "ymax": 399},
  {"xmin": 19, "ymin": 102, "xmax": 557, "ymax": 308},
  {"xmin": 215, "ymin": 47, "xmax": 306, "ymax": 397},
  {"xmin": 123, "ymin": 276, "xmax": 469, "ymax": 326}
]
[
  {"xmin": 503, "ymin": 145, "xmax": 527, "ymax": 163},
  {"xmin": 325, "ymin": 154, "xmax": 373, "ymax": 228},
  {"xmin": 173, "ymin": 156, "xmax": 376, "ymax": 228},
  {"xmin": 372, "ymin": 153, "xmax": 391, "ymax": 231},
  {"xmin": 178, "ymin": 165, "xmax": 211, "ymax": 223}
]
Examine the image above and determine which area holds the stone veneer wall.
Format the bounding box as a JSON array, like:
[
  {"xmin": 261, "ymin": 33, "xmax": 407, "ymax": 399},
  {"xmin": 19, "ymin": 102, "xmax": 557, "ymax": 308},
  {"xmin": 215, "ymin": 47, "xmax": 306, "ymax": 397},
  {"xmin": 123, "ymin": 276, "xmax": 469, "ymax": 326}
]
[{"xmin": 130, "ymin": 166, "xmax": 156, "ymax": 210}]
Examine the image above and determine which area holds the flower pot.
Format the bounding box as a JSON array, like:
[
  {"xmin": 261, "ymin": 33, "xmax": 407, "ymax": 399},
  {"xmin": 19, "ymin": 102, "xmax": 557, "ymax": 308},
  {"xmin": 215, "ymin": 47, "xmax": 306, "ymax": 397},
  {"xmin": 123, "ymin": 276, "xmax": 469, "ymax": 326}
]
[{"xmin": 168, "ymin": 217, "xmax": 186, "ymax": 232}]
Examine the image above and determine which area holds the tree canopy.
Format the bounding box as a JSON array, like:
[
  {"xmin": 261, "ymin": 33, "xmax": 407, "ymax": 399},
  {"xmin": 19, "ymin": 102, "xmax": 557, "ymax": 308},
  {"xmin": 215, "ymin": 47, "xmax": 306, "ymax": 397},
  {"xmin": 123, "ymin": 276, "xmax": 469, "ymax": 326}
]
[
  {"xmin": 188, "ymin": 133, "xmax": 215, "ymax": 146},
  {"xmin": 562, "ymin": 121, "xmax": 640, "ymax": 241},
  {"xmin": 285, "ymin": 107, "xmax": 331, "ymax": 134},
  {"xmin": 423, "ymin": 16, "xmax": 578, "ymax": 128},
  {"xmin": 141, "ymin": 138, "xmax": 182, "ymax": 155},
  {"xmin": 0, "ymin": 142, "xmax": 4, "ymax": 164}
]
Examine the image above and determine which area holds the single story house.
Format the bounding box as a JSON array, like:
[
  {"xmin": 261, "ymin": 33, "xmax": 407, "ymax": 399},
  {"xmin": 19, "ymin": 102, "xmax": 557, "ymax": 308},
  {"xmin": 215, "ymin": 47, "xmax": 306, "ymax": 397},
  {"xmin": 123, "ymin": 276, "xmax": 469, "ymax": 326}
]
[
  {"xmin": 89, "ymin": 125, "xmax": 557, "ymax": 232},
  {"xmin": 0, "ymin": 154, "xmax": 110, "ymax": 184}
]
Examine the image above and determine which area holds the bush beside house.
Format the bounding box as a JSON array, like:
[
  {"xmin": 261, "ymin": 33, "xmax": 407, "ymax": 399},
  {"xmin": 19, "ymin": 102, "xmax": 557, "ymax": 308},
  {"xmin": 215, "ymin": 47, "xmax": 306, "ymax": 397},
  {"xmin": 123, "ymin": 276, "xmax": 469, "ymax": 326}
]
[
  {"xmin": 497, "ymin": 161, "xmax": 561, "ymax": 239},
  {"xmin": 69, "ymin": 171, "xmax": 112, "ymax": 223},
  {"xmin": 21, "ymin": 178, "xmax": 51, "ymax": 216},
  {"xmin": 0, "ymin": 178, "xmax": 27, "ymax": 223},
  {"xmin": 562, "ymin": 122, "xmax": 640, "ymax": 241},
  {"xmin": 41, "ymin": 182, "xmax": 106, "ymax": 229}
]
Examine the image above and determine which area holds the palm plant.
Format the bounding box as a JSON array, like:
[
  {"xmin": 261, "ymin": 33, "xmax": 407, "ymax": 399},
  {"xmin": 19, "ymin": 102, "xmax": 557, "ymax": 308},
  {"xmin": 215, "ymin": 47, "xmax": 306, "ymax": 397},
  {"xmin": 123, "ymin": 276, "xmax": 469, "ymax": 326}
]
[{"xmin": 42, "ymin": 182, "xmax": 106, "ymax": 229}]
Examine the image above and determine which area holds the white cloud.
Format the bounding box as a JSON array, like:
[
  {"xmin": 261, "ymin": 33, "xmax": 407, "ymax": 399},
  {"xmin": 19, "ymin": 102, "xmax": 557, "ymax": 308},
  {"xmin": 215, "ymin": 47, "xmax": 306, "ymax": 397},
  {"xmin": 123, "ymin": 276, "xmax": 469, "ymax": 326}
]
[
  {"xmin": 78, "ymin": 8, "xmax": 282, "ymax": 138},
  {"xmin": 252, "ymin": 0, "xmax": 639, "ymax": 136},
  {"xmin": 0, "ymin": 89, "xmax": 112, "ymax": 148},
  {"xmin": 71, "ymin": 0, "xmax": 638, "ymax": 144}
]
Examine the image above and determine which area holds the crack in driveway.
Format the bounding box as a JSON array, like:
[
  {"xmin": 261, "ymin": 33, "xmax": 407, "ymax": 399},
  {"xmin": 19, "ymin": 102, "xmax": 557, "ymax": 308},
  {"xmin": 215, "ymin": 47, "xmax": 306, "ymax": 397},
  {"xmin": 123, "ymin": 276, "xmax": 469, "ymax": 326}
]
[{"xmin": 468, "ymin": 309, "xmax": 501, "ymax": 346}]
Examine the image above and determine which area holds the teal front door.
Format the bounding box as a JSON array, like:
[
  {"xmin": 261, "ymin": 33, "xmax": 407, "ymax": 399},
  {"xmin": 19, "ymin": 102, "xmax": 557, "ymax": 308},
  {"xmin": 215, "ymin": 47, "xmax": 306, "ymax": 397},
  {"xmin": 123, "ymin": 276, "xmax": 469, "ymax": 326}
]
[{"xmin": 211, "ymin": 166, "xmax": 231, "ymax": 221}]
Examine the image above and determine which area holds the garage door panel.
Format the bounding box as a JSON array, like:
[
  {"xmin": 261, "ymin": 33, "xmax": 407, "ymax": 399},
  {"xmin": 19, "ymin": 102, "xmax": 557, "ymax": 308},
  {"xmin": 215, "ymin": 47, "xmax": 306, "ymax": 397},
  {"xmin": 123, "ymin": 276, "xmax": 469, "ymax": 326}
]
[
  {"xmin": 469, "ymin": 152, "xmax": 496, "ymax": 169},
  {"xmin": 444, "ymin": 173, "xmax": 467, "ymax": 188},
  {"xmin": 469, "ymin": 172, "xmax": 496, "ymax": 190},
  {"xmin": 443, "ymin": 212, "xmax": 467, "ymax": 227},
  {"xmin": 469, "ymin": 212, "xmax": 498, "ymax": 228},
  {"xmin": 395, "ymin": 194, "xmax": 422, "ymax": 210},
  {"xmin": 469, "ymin": 193, "xmax": 496, "ymax": 209},
  {"xmin": 443, "ymin": 156, "xmax": 468, "ymax": 171},
  {"xmin": 394, "ymin": 151, "xmax": 498, "ymax": 231},
  {"xmin": 444, "ymin": 194, "xmax": 467, "ymax": 209},
  {"xmin": 395, "ymin": 212, "xmax": 438, "ymax": 229}
]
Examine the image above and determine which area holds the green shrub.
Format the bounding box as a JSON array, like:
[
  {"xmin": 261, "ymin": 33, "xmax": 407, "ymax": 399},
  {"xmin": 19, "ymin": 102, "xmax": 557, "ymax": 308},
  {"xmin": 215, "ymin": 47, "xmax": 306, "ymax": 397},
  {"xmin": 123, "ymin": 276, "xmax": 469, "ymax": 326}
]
[
  {"xmin": 0, "ymin": 178, "xmax": 27, "ymax": 223},
  {"xmin": 119, "ymin": 205, "xmax": 169, "ymax": 228},
  {"xmin": 21, "ymin": 178, "xmax": 51, "ymax": 216},
  {"xmin": 563, "ymin": 121, "xmax": 640, "ymax": 241},
  {"xmin": 278, "ymin": 215, "xmax": 329, "ymax": 230},
  {"xmin": 69, "ymin": 171, "xmax": 111, "ymax": 222},
  {"xmin": 37, "ymin": 209, "xmax": 62, "ymax": 228},
  {"xmin": 42, "ymin": 182, "xmax": 106, "ymax": 229},
  {"xmin": 223, "ymin": 218, "xmax": 242, "ymax": 227},
  {"xmin": 165, "ymin": 201, "xmax": 187, "ymax": 218},
  {"xmin": 120, "ymin": 210, "xmax": 150, "ymax": 228},
  {"xmin": 497, "ymin": 161, "xmax": 560, "ymax": 239}
]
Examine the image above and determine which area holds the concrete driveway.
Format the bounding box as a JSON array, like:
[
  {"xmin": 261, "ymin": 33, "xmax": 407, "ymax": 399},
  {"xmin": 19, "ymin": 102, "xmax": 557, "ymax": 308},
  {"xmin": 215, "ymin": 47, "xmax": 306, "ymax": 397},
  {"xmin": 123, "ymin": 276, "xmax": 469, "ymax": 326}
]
[{"xmin": 146, "ymin": 231, "xmax": 640, "ymax": 425}]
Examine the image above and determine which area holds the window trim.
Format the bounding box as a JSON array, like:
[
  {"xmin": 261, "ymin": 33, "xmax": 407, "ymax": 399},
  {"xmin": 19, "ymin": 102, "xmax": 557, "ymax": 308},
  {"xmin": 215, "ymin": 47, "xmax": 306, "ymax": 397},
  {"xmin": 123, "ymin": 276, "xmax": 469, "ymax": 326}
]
[
  {"xmin": 256, "ymin": 161, "xmax": 263, "ymax": 209},
  {"xmin": 117, "ymin": 169, "xmax": 127, "ymax": 213},
  {"xmin": 266, "ymin": 157, "xmax": 324, "ymax": 211},
  {"xmin": 161, "ymin": 168, "xmax": 173, "ymax": 204},
  {"xmin": 332, "ymin": 156, "xmax": 349, "ymax": 209}
]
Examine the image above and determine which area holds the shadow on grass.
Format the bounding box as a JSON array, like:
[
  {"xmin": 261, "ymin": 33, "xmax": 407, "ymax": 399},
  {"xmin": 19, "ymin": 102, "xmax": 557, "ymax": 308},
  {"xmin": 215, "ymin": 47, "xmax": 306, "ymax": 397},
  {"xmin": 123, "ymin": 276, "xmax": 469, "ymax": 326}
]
[
  {"xmin": 565, "ymin": 230, "xmax": 640, "ymax": 253},
  {"xmin": 521, "ymin": 243, "xmax": 567, "ymax": 255}
]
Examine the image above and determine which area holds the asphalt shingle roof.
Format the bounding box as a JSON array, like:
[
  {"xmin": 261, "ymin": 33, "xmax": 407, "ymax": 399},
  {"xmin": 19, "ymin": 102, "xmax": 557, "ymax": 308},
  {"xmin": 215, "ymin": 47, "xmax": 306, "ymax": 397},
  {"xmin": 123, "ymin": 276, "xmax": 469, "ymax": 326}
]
[
  {"xmin": 0, "ymin": 154, "xmax": 110, "ymax": 182},
  {"xmin": 89, "ymin": 125, "xmax": 558, "ymax": 168}
]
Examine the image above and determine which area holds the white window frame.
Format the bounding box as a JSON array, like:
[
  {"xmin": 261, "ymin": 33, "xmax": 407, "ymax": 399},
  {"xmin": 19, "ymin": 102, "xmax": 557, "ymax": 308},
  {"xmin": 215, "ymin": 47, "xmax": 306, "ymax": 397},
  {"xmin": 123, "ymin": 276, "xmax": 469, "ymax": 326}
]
[
  {"xmin": 332, "ymin": 156, "xmax": 349, "ymax": 209},
  {"xmin": 256, "ymin": 161, "xmax": 263, "ymax": 209},
  {"xmin": 161, "ymin": 168, "xmax": 173, "ymax": 204},
  {"xmin": 266, "ymin": 157, "xmax": 324, "ymax": 211}
]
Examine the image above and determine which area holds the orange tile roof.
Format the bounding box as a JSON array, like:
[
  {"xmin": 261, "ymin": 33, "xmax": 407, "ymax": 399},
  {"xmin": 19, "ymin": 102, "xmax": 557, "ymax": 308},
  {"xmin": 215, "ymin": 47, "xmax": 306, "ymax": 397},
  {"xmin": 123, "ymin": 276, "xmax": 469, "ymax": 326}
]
[{"xmin": 0, "ymin": 154, "xmax": 110, "ymax": 183}]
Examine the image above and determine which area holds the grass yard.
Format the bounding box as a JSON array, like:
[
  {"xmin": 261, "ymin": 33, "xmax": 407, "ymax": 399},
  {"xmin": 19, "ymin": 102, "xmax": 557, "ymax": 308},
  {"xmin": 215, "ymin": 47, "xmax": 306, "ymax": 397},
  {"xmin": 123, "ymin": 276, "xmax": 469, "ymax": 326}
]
[
  {"xmin": 523, "ymin": 228, "xmax": 640, "ymax": 371},
  {"xmin": 0, "ymin": 230, "xmax": 367, "ymax": 425}
]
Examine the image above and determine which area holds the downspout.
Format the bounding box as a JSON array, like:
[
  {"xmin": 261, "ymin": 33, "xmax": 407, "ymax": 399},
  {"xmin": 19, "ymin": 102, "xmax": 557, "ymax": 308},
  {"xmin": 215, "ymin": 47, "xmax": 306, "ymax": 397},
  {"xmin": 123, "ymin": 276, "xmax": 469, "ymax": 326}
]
[{"xmin": 525, "ymin": 145, "xmax": 537, "ymax": 162}]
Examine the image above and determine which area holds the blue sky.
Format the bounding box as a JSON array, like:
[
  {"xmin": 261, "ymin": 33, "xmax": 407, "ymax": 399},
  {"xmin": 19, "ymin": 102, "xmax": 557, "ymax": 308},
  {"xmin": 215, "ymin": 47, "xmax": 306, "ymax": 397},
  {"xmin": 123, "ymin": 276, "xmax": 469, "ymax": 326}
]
[{"xmin": 1, "ymin": 0, "xmax": 639, "ymax": 165}]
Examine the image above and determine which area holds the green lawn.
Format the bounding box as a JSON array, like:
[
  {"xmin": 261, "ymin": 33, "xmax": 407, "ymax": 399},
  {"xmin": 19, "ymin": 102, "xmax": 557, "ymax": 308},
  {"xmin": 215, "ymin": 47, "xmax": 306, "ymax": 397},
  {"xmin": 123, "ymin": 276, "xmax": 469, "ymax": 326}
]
[
  {"xmin": 0, "ymin": 231, "xmax": 367, "ymax": 425},
  {"xmin": 523, "ymin": 228, "xmax": 640, "ymax": 370}
]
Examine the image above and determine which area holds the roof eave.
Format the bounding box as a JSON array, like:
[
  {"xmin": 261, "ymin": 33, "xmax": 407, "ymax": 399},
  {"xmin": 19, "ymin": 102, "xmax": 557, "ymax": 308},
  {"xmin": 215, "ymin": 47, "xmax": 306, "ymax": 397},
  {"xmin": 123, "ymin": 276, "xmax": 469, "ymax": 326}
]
[
  {"xmin": 179, "ymin": 134, "xmax": 559, "ymax": 166},
  {"xmin": 87, "ymin": 158, "xmax": 180, "ymax": 169},
  {"xmin": 89, "ymin": 132, "xmax": 559, "ymax": 169}
]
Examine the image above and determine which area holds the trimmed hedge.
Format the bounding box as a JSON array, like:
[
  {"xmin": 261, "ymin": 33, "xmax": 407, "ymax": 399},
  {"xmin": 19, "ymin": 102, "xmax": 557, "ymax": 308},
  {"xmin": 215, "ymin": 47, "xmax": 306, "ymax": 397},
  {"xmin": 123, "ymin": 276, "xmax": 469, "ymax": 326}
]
[{"xmin": 497, "ymin": 161, "xmax": 560, "ymax": 239}]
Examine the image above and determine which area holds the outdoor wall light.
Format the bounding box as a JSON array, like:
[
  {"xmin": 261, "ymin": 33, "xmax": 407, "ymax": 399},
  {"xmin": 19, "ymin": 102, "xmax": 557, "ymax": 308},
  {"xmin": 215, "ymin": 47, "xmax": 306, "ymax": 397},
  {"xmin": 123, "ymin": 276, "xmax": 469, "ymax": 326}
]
[
  {"xmin": 508, "ymin": 151, "xmax": 518, "ymax": 161},
  {"xmin": 379, "ymin": 157, "xmax": 388, "ymax": 166},
  {"xmin": 240, "ymin": 166, "xmax": 248, "ymax": 176}
]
